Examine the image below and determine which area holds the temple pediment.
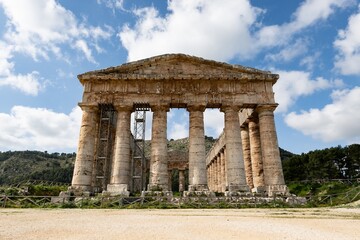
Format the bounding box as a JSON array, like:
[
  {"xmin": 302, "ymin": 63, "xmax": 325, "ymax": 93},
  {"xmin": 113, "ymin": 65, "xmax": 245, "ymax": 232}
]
[{"xmin": 78, "ymin": 54, "xmax": 278, "ymax": 84}]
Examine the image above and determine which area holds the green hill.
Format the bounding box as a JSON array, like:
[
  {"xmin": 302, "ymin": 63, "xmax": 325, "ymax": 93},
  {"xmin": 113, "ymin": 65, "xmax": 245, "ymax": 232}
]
[{"xmin": 1, "ymin": 141, "xmax": 358, "ymax": 186}]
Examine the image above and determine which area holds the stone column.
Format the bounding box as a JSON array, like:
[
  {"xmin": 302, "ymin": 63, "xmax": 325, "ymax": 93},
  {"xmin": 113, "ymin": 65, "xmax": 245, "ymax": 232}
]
[
  {"xmin": 216, "ymin": 154, "xmax": 222, "ymax": 192},
  {"xmin": 240, "ymin": 124, "xmax": 254, "ymax": 189},
  {"xmin": 107, "ymin": 105, "xmax": 132, "ymax": 195},
  {"xmin": 221, "ymin": 106, "xmax": 249, "ymax": 192},
  {"xmin": 248, "ymin": 117, "xmax": 265, "ymax": 191},
  {"xmin": 148, "ymin": 105, "xmax": 169, "ymax": 191},
  {"xmin": 168, "ymin": 170, "xmax": 173, "ymax": 191},
  {"xmin": 220, "ymin": 150, "xmax": 226, "ymax": 192},
  {"xmin": 211, "ymin": 161, "xmax": 215, "ymax": 191},
  {"xmin": 187, "ymin": 105, "xmax": 208, "ymax": 191},
  {"xmin": 224, "ymin": 148, "xmax": 228, "ymax": 189},
  {"xmin": 257, "ymin": 105, "xmax": 287, "ymax": 195},
  {"xmin": 179, "ymin": 170, "xmax": 185, "ymax": 192},
  {"xmin": 71, "ymin": 104, "xmax": 98, "ymax": 192}
]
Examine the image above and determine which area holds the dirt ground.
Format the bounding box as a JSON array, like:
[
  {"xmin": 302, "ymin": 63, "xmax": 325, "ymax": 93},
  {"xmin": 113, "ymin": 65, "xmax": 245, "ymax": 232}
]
[{"xmin": 1, "ymin": 208, "xmax": 359, "ymax": 240}]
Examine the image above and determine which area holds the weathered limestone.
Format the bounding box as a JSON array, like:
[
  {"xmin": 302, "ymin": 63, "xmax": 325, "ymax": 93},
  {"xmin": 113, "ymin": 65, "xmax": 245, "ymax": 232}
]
[
  {"xmin": 179, "ymin": 170, "xmax": 185, "ymax": 192},
  {"xmin": 240, "ymin": 124, "xmax": 254, "ymax": 189},
  {"xmin": 257, "ymin": 105, "xmax": 288, "ymax": 195},
  {"xmin": 71, "ymin": 104, "xmax": 98, "ymax": 192},
  {"xmin": 248, "ymin": 117, "xmax": 265, "ymax": 192},
  {"xmin": 106, "ymin": 106, "xmax": 132, "ymax": 196},
  {"xmin": 187, "ymin": 105, "xmax": 208, "ymax": 191},
  {"xmin": 168, "ymin": 170, "xmax": 172, "ymax": 191},
  {"xmin": 221, "ymin": 106, "xmax": 249, "ymax": 192},
  {"xmin": 220, "ymin": 150, "xmax": 226, "ymax": 192},
  {"xmin": 72, "ymin": 53, "xmax": 287, "ymax": 197},
  {"xmin": 148, "ymin": 105, "xmax": 169, "ymax": 191}
]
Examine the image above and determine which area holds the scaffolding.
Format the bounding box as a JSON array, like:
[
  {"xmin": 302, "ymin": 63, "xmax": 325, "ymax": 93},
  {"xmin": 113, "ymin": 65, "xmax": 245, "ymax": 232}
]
[
  {"xmin": 131, "ymin": 104, "xmax": 150, "ymax": 193},
  {"xmin": 94, "ymin": 104, "xmax": 116, "ymax": 193}
]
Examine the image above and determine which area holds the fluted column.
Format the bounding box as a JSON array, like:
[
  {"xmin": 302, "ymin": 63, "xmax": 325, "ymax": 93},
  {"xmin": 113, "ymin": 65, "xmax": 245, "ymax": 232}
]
[
  {"xmin": 168, "ymin": 170, "xmax": 173, "ymax": 191},
  {"xmin": 221, "ymin": 106, "xmax": 249, "ymax": 192},
  {"xmin": 187, "ymin": 105, "xmax": 208, "ymax": 191},
  {"xmin": 248, "ymin": 117, "xmax": 265, "ymax": 190},
  {"xmin": 148, "ymin": 105, "xmax": 169, "ymax": 191},
  {"xmin": 220, "ymin": 150, "xmax": 226, "ymax": 192},
  {"xmin": 71, "ymin": 104, "xmax": 98, "ymax": 192},
  {"xmin": 240, "ymin": 124, "xmax": 254, "ymax": 189},
  {"xmin": 107, "ymin": 105, "xmax": 132, "ymax": 195},
  {"xmin": 216, "ymin": 154, "xmax": 221, "ymax": 192},
  {"xmin": 224, "ymin": 148, "xmax": 228, "ymax": 188},
  {"xmin": 257, "ymin": 105, "xmax": 287, "ymax": 195},
  {"xmin": 179, "ymin": 170, "xmax": 185, "ymax": 192},
  {"xmin": 211, "ymin": 161, "xmax": 215, "ymax": 191}
]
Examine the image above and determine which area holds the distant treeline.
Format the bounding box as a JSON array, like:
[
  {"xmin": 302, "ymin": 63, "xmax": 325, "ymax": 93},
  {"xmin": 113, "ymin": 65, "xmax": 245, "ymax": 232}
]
[
  {"xmin": 0, "ymin": 150, "xmax": 75, "ymax": 185},
  {"xmin": 0, "ymin": 143, "xmax": 359, "ymax": 186},
  {"xmin": 282, "ymin": 144, "xmax": 360, "ymax": 181}
]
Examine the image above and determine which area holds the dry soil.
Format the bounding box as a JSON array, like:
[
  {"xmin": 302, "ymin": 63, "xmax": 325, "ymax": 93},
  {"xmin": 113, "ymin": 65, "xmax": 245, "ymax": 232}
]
[{"xmin": 1, "ymin": 208, "xmax": 359, "ymax": 240}]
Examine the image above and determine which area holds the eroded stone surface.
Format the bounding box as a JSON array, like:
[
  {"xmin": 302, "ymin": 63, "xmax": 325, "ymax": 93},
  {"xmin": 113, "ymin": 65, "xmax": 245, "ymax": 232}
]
[{"xmin": 71, "ymin": 53, "xmax": 287, "ymax": 197}]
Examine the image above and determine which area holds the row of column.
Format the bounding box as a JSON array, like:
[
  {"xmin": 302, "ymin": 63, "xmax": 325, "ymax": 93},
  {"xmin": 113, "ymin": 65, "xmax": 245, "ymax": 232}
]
[
  {"xmin": 71, "ymin": 104, "xmax": 210, "ymax": 193},
  {"xmin": 206, "ymin": 105, "xmax": 286, "ymax": 193},
  {"xmin": 71, "ymin": 103, "xmax": 285, "ymax": 195},
  {"xmin": 208, "ymin": 150, "xmax": 226, "ymax": 192}
]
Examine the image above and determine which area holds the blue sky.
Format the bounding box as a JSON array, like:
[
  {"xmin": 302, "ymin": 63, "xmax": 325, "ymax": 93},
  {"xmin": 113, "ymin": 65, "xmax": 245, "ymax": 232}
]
[{"xmin": 0, "ymin": 0, "xmax": 359, "ymax": 154}]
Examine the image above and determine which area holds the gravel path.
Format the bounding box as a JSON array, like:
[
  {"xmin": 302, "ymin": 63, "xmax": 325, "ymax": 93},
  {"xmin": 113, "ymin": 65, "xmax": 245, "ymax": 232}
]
[{"xmin": 1, "ymin": 208, "xmax": 359, "ymax": 240}]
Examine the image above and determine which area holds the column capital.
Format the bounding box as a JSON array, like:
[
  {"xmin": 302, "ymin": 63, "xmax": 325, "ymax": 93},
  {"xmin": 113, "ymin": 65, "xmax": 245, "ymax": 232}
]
[
  {"xmin": 187, "ymin": 105, "xmax": 206, "ymax": 112},
  {"xmin": 220, "ymin": 105, "xmax": 241, "ymax": 113},
  {"xmin": 150, "ymin": 104, "xmax": 170, "ymax": 112},
  {"xmin": 256, "ymin": 104, "xmax": 278, "ymax": 115},
  {"xmin": 78, "ymin": 103, "xmax": 98, "ymax": 112},
  {"xmin": 240, "ymin": 124, "xmax": 249, "ymax": 130},
  {"xmin": 114, "ymin": 105, "xmax": 134, "ymax": 112}
]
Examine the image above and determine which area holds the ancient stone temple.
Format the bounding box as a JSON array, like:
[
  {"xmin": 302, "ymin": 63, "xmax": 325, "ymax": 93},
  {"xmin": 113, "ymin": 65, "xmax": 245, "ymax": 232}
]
[{"xmin": 70, "ymin": 53, "xmax": 288, "ymax": 197}]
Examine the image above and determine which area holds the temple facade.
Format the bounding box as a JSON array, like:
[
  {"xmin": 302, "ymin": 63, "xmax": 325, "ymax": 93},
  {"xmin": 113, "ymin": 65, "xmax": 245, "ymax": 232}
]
[{"xmin": 70, "ymin": 54, "xmax": 288, "ymax": 196}]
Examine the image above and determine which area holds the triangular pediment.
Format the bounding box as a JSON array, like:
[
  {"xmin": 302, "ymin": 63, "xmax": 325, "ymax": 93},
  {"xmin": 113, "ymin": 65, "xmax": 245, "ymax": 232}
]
[{"xmin": 78, "ymin": 54, "xmax": 278, "ymax": 83}]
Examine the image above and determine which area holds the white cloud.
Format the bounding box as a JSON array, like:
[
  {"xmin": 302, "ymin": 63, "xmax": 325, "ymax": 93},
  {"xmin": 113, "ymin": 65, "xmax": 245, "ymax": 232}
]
[
  {"xmin": 75, "ymin": 40, "xmax": 96, "ymax": 64},
  {"xmin": 285, "ymin": 87, "xmax": 360, "ymax": 143},
  {"xmin": 168, "ymin": 123, "xmax": 188, "ymax": 140},
  {"xmin": 119, "ymin": 0, "xmax": 353, "ymax": 62},
  {"xmin": 334, "ymin": 4, "xmax": 360, "ymax": 75},
  {"xmin": 97, "ymin": 0, "xmax": 126, "ymax": 12},
  {"xmin": 256, "ymin": 0, "xmax": 353, "ymax": 49},
  {"xmin": 300, "ymin": 52, "xmax": 321, "ymax": 70},
  {"xmin": 0, "ymin": 106, "xmax": 82, "ymax": 152},
  {"xmin": 0, "ymin": 41, "xmax": 43, "ymax": 95},
  {"xmin": 0, "ymin": 71, "xmax": 42, "ymax": 96},
  {"xmin": 167, "ymin": 109, "xmax": 188, "ymax": 139},
  {"xmin": 274, "ymin": 70, "xmax": 344, "ymax": 113},
  {"xmin": 119, "ymin": 0, "xmax": 261, "ymax": 61},
  {"xmin": 0, "ymin": 0, "xmax": 112, "ymax": 60},
  {"xmin": 0, "ymin": 0, "xmax": 113, "ymax": 95},
  {"xmin": 265, "ymin": 39, "xmax": 308, "ymax": 62},
  {"xmin": 204, "ymin": 109, "xmax": 223, "ymax": 137}
]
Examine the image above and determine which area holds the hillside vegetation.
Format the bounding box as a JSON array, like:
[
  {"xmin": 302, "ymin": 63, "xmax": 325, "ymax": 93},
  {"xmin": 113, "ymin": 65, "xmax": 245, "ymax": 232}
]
[{"xmin": 0, "ymin": 141, "xmax": 359, "ymax": 186}]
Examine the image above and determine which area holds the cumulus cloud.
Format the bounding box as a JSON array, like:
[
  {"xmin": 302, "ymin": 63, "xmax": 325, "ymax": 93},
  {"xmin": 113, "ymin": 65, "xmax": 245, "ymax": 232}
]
[
  {"xmin": 285, "ymin": 87, "xmax": 360, "ymax": 143},
  {"xmin": 334, "ymin": 4, "xmax": 360, "ymax": 75},
  {"xmin": 256, "ymin": 0, "xmax": 353, "ymax": 49},
  {"xmin": 119, "ymin": 0, "xmax": 261, "ymax": 61},
  {"xmin": 0, "ymin": 41, "xmax": 43, "ymax": 95},
  {"xmin": 119, "ymin": 0, "xmax": 353, "ymax": 62},
  {"xmin": 0, "ymin": 106, "xmax": 82, "ymax": 152},
  {"xmin": 265, "ymin": 39, "xmax": 308, "ymax": 62},
  {"xmin": 97, "ymin": 0, "xmax": 126, "ymax": 12},
  {"xmin": 0, "ymin": 0, "xmax": 113, "ymax": 95},
  {"xmin": 204, "ymin": 109, "xmax": 224, "ymax": 137},
  {"xmin": 274, "ymin": 70, "xmax": 344, "ymax": 113}
]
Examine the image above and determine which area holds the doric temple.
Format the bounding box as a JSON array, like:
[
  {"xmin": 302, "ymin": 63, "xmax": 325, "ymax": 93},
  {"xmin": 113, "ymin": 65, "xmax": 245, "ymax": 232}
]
[{"xmin": 70, "ymin": 54, "xmax": 288, "ymax": 197}]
